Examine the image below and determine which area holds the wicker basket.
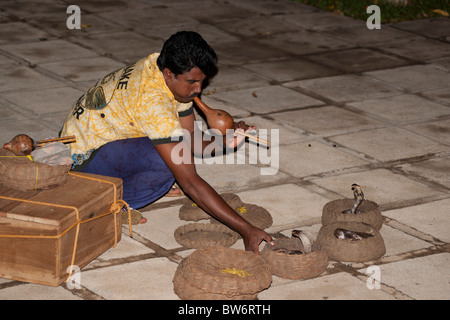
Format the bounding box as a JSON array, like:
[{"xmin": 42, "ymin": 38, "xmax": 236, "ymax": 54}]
[
  {"xmin": 322, "ymin": 199, "xmax": 383, "ymax": 230},
  {"xmin": 0, "ymin": 148, "xmax": 71, "ymax": 191},
  {"xmin": 211, "ymin": 203, "xmax": 273, "ymax": 230},
  {"xmin": 261, "ymin": 238, "xmax": 328, "ymax": 280},
  {"xmin": 173, "ymin": 246, "xmax": 272, "ymax": 300},
  {"xmin": 179, "ymin": 193, "xmax": 243, "ymax": 221},
  {"xmin": 174, "ymin": 223, "xmax": 239, "ymax": 249},
  {"xmin": 316, "ymin": 222, "xmax": 386, "ymax": 262}
]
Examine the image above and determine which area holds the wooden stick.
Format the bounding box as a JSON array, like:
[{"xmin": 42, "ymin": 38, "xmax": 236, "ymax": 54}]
[
  {"xmin": 235, "ymin": 131, "xmax": 270, "ymax": 145},
  {"xmin": 37, "ymin": 135, "xmax": 76, "ymax": 147}
]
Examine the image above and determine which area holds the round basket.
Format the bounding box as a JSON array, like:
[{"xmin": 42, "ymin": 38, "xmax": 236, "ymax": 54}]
[
  {"xmin": 0, "ymin": 148, "xmax": 71, "ymax": 191},
  {"xmin": 179, "ymin": 193, "xmax": 243, "ymax": 221},
  {"xmin": 322, "ymin": 199, "xmax": 383, "ymax": 230},
  {"xmin": 261, "ymin": 238, "xmax": 328, "ymax": 280},
  {"xmin": 174, "ymin": 223, "xmax": 239, "ymax": 249},
  {"xmin": 211, "ymin": 203, "xmax": 273, "ymax": 230},
  {"xmin": 173, "ymin": 246, "xmax": 272, "ymax": 300},
  {"xmin": 316, "ymin": 222, "xmax": 386, "ymax": 263}
]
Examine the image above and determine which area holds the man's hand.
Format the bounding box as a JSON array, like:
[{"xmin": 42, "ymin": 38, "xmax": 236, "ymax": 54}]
[
  {"xmin": 225, "ymin": 120, "xmax": 256, "ymax": 149},
  {"xmin": 242, "ymin": 225, "xmax": 274, "ymax": 254}
]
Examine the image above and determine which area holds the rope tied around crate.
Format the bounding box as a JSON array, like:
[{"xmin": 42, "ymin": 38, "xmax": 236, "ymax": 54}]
[{"xmin": 0, "ymin": 172, "xmax": 132, "ymax": 283}]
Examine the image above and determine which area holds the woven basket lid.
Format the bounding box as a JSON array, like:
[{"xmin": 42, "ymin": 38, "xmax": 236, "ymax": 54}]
[
  {"xmin": 179, "ymin": 193, "xmax": 243, "ymax": 221},
  {"xmin": 261, "ymin": 238, "xmax": 328, "ymax": 280},
  {"xmin": 173, "ymin": 261, "xmax": 258, "ymax": 300},
  {"xmin": 322, "ymin": 198, "xmax": 383, "ymax": 230},
  {"xmin": 0, "ymin": 148, "xmax": 71, "ymax": 191},
  {"xmin": 316, "ymin": 221, "xmax": 386, "ymax": 262},
  {"xmin": 174, "ymin": 223, "xmax": 239, "ymax": 249},
  {"xmin": 211, "ymin": 203, "xmax": 273, "ymax": 230},
  {"xmin": 174, "ymin": 246, "xmax": 272, "ymax": 298}
]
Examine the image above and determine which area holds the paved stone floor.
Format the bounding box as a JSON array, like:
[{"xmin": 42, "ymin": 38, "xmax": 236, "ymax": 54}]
[{"xmin": 0, "ymin": 0, "xmax": 449, "ymax": 301}]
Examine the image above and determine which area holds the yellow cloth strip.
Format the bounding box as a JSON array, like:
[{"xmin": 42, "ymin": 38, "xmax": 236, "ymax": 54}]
[{"xmin": 221, "ymin": 267, "xmax": 253, "ymax": 277}]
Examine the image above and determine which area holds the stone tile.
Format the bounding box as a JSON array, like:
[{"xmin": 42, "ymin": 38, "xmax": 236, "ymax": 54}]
[
  {"xmin": 323, "ymin": 25, "xmax": 417, "ymax": 46},
  {"xmin": 214, "ymin": 15, "xmax": 299, "ymax": 37},
  {"xmin": 365, "ymin": 64, "xmax": 450, "ymax": 93},
  {"xmin": 229, "ymin": 0, "xmax": 317, "ymax": 15},
  {"xmin": 234, "ymin": 115, "xmax": 308, "ymax": 146},
  {"xmin": 69, "ymin": 32, "xmax": 163, "ymax": 64},
  {"xmin": 39, "ymin": 57, "xmax": 125, "ymax": 82},
  {"xmin": 204, "ymin": 65, "xmax": 270, "ymax": 93},
  {"xmin": 0, "ymin": 119, "xmax": 58, "ymax": 144},
  {"xmin": 0, "ymin": 53, "xmax": 18, "ymax": 66},
  {"xmin": 257, "ymin": 30, "xmax": 354, "ymax": 56},
  {"xmin": 259, "ymin": 272, "xmax": 395, "ymax": 300},
  {"xmin": 278, "ymin": 141, "xmax": 369, "ymax": 178},
  {"xmin": 405, "ymin": 119, "xmax": 450, "ymax": 145},
  {"xmin": 330, "ymin": 127, "xmax": 450, "ymax": 162},
  {"xmin": 170, "ymin": 1, "xmax": 255, "ymax": 24},
  {"xmin": 311, "ymin": 168, "xmax": 443, "ymax": 206},
  {"xmin": 0, "ymin": 0, "xmax": 69, "ymax": 20},
  {"xmin": 146, "ymin": 22, "xmax": 239, "ymax": 45},
  {"xmin": 212, "ymin": 85, "xmax": 323, "ymax": 114},
  {"xmin": 377, "ymin": 36, "xmax": 450, "ymax": 62},
  {"xmin": 131, "ymin": 206, "xmax": 185, "ymax": 250},
  {"xmin": 81, "ymin": 258, "xmax": 179, "ymax": 299},
  {"xmin": 276, "ymin": 11, "xmax": 363, "ymax": 31},
  {"xmin": 307, "ymin": 48, "xmax": 411, "ymax": 73},
  {"xmin": 284, "ymin": 74, "xmax": 402, "ymax": 103},
  {"xmin": 0, "ymin": 101, "xmax": 26, "ymax": 121},
  {"xmin": 380, "ymin": 224, "xmax": 432, "ymax": 257},
  {"xmin": 237, "ymin": 184, "xmax": 331, "ymax": 229},
  {"xmin": 0, "ymin": 66, "xmax": 61, "ymax": 92},
  {"xmin": 421, "ymin": 87, "xmax": 450, "ymax": 106},
  {"xmin": 1, "ymin": 86, "xmax": 83, "ymax": 115},
  {"xmin": 395, "ymin": 157, "xmax": 450, "ymax": 189},
  {"xmin": 374, "ymin": 253, "xmax": 450, "ymax": 299},
  {"xmin": 0, "ymin": 22, "xmax": 50, "ymax": 44},
  {"xmin": 212, "ymin": 40, "xmax": 290, "ymax": 66},
  {"xmin": 91, "ymin": 235, "xmax": 155, "ymax": 262},
  {"xmin": 384, "ymin": 198, "xmax": 450, "ymax": 243},
  {"xmin": 0, "ymin": 284, "xmax": 81, "ymax": 300},
  {"xmin": 346, "ymin": 94, "xmax": 450, "ymax": 123},
  {"xmin": 97, "ymin": 6, "xmax": 196, "ymax": 30},
  {"xmin": 271, "ymin": 106, "xmax": 383, "ymax": 136},
  {"xmin": 0, "ymin": 39, "xmax": 99, "ymax": 64},
  {"xmin": 393, "ymin": 17, "xmax": 450, "ymax": 41},
  {"xmin": 242, "ymin": 58, "xmax": 342, "ymax": 82},
  {"xmin": 430, "ymin": 57, "xmax": 450, "ymax": 72},
  {"xmin": 195, "ymin": 150, "xmax": 288, "ymax": 192}
]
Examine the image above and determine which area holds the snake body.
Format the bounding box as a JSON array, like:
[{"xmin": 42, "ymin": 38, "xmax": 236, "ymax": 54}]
[
  {"xmin": 342, "ymin": 183, "xmax": 364, "ymax": 214},
  {"xmin": 291, "ymin": 230, "xmax": 312, "ymax": 254},
  {"xmin": 334, "ymin": 228, "xmax": 374, "ymax": 241}
]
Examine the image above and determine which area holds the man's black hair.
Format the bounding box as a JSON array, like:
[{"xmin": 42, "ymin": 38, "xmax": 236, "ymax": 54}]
[{"xmin": 157, "ymin": 31, "xmax": 218, "ymax": 79}]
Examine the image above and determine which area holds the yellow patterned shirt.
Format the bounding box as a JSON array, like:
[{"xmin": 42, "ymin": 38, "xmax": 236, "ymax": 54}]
[{"xmin": 60, "ymin": 53, "xmax": 192, "ymax": 167}]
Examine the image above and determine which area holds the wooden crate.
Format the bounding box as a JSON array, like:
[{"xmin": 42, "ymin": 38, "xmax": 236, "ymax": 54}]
[{"xmin": 0, "ymin": 172, "xmax": 124, "ymax": 286}]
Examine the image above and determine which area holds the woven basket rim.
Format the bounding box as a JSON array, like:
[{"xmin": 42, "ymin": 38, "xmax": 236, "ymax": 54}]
[
  {"xmin": 261, "ymin": 238, "xmax": 329, "ymax": 279},
  {"xmin": 179, "ymin": 246, "xmax": 272, "ymax": 296},
  {"xmin": 0, "ymin": 148, "xmax": 71, "ymax": 191},
  {"xmin": 317, "ymin": 222, "xmax": 386, "ymax": 262},
  {"xmin": 174, "ymin": 223, "xmax": 239, "ymax": 249}
]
